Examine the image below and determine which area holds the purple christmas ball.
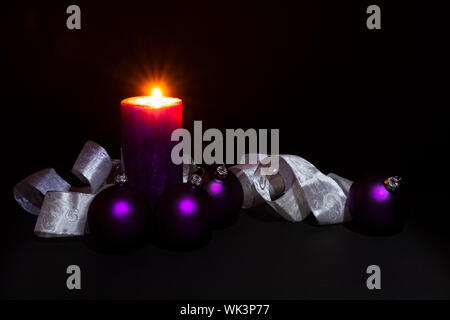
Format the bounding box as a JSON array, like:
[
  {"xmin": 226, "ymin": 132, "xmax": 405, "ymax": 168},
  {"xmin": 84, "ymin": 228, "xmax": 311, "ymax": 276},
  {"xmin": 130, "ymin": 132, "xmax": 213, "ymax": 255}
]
[
  {"xmin": 347, "ymin": 174, "xmax": 404, "ymax": 235},
  {"xmin": 154, "ymin": 182, "xmax": 212, "ymax": 250},
  {"xmin": 87, "ymin": 184, "xmax": 151, "ymax": 251},
  {"xmin": 201, "ymin": 165, "xmax": 243, "ymax": 228}
]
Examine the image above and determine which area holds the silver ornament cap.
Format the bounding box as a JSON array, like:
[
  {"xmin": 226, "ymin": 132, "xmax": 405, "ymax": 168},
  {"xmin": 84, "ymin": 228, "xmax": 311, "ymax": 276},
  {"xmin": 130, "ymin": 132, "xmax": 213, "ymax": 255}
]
[
  {"xmin": 385, "ymin": 176, "xmax": 402, "ymax": 192},
  {"xmin": 189, "ymin": 174, "xmax": 203, "ymax": 187},
  {"xmin": 215, "ymin": 165, "xmax": 228, "ymax": 179}
]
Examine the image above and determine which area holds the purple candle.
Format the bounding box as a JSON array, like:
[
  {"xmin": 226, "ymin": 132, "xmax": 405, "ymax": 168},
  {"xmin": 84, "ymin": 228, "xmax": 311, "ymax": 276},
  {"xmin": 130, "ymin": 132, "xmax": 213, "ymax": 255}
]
[{"xmin": 121, "ymin": 88, "xmax": 183, "ymax": 206}]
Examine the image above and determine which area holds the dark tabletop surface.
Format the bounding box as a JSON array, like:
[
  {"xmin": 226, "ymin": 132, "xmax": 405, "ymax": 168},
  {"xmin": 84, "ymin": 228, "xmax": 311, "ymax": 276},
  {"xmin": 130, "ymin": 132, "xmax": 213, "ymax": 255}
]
[{"xmin": 2, "ymin": 193, "xmax": 449, "ymax": 300}]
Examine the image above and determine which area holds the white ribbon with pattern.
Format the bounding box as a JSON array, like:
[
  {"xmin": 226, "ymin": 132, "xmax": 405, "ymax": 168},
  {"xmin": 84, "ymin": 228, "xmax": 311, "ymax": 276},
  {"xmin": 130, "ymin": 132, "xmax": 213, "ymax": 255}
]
[
  {"xmin": 230, "ymin": 154, "xmax": 353, "ymax": 224},
  {"xmin": 13, "ymin": 141, "xmax": 116, "ymax": 237}
]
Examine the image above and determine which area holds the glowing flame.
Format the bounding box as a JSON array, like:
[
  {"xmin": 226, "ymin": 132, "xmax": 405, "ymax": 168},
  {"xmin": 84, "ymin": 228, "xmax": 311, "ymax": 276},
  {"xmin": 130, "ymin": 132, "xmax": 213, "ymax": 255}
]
[
  {"xmin": 127, "ymin": 87, "xmax": 180, "ymax": 108},
  {"xmin": 147, "ymin": 88, "xmax": 164, "ymax": 107},
  {"xmin": 151, "ymin": 88, "xmax": 162, "ymax": 99}
]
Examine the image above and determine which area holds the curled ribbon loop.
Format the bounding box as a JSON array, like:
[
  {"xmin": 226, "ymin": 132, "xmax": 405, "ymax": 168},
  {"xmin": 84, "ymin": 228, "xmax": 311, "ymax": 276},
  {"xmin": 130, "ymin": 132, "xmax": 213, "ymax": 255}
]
[
  {"xmin": 230, "ymin": 154, "xmax": 353, "ymax": 225},
  {"xmin": 72, "ymin": 141, "xmax": 112, "ymax": 193},
  {"xmin": 13, "ymin": 168, "xmax": 71, "ymax": 215},
  {"xmin": 13, "ymin": 141, "xmax": 115, "ymax": 237},
  {"xmin": 34, "ymin": 192, "xmax": 96, "ymax": 238},
  {"xmin": 14, "ymin": 145, "xmax": 354, "ymax": 237}
]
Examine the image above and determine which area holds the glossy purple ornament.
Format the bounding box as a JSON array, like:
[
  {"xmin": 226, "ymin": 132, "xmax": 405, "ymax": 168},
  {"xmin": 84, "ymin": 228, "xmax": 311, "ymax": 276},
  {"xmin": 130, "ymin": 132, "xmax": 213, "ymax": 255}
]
[
  {"xmin": 201, "ymin": 165, "xmax": 243, "ymax": 228},
  {"xmin": 347, "ymin": 174, "xmax": 404, "ymax": 235},
  {"xmin": 87, "ymin": 179, "xmax": 151, "ymax": 251},
  {"xmin": 153, "ymin": 175, "xmax": 212, "ymax": 250}
]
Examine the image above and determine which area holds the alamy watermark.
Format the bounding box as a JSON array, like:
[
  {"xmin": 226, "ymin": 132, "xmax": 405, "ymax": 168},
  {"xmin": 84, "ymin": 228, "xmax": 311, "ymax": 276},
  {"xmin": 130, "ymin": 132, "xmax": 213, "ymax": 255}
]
[
  {"xmin": 66, "ymin": 265, "xmax": 81, "ymax": 290},
  {"xmin": 366, "ymin": 265, "xmax": 381, "ymax": 290},
  {"xmin": 66, "ymin": 5, "xmax": 381, "ymax": 31},
  {"xmin": 171, "ymin": 121, "xmax": 279, "ymax": 175}
]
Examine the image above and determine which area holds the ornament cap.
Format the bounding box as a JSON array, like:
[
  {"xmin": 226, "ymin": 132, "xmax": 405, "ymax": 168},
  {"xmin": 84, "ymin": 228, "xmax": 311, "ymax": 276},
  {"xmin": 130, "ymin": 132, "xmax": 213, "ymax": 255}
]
[
  {"xmin": 114, "ymin": 147, "xmax": 128, "ymax": 185},
  {"xmin": 384, "ymin": 176, "xmax": 402, "ymax": 192},
  {"xmin": 114, "ymin": 173, "xmax": 128, "ymax": 185},
  {"xmin": 189, "ymin": 174, "xmax": 203, "ymax": 187},
  {"xmin": 215, "ymin": 165, "xmax": 228, "ymax": 180}
]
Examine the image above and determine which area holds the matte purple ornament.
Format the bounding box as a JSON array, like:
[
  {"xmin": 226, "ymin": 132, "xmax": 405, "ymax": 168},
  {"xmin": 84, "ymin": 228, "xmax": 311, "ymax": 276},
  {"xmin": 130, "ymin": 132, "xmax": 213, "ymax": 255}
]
[
  {"xmin": 201, "ymin": 165, "xmax": 243, "ymax": 228},
  {"xmin": 347, "ymin": 174, "xmax": 404, "ymax": 235},
  {"xmin": 87, "ymin": 184, "xmax": 151, "ymax": 251},
  {"xmin": 153, "ymin": 182, "xmax": 212, "ymax": 250}
]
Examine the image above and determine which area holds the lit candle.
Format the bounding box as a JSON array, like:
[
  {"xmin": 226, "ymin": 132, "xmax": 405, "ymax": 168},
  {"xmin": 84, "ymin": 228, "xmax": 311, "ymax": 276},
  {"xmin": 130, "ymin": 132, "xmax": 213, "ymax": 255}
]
[{"xmin": 121, "ymin": 88, "xmax": 183, "ymax": 206}]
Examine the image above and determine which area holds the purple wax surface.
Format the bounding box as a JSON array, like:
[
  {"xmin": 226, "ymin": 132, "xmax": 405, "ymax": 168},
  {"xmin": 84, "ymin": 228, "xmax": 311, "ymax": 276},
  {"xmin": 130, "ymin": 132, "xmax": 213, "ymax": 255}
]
[{"xmin": 121, "ymin": 99, "xmax": 183, "ymax": 207}]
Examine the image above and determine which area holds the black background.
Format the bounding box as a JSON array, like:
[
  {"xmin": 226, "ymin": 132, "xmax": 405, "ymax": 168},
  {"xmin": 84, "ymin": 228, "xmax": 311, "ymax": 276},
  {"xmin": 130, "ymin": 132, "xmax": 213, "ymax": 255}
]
[{"xmin": 1, "ymin": 0, "xmax": 449, "ymax": 299}]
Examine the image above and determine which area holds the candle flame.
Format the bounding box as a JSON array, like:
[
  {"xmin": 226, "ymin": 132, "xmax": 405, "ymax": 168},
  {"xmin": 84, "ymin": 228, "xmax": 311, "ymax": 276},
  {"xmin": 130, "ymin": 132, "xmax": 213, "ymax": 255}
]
[
  {"xmin": 125, "ymin": 88, "xmax": 181, "ymax": 109},
  {"xmin": 148, "ymin": 88, "xmax": 164, "ymax": 107},
  {"xmin": 151, "ymin": 88, "xmax": 162, "ymax": 99}
]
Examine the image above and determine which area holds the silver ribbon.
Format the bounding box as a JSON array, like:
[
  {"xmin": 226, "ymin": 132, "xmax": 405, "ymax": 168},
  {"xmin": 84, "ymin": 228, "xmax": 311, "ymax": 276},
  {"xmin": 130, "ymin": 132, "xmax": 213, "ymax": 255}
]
[
  {"xmin": 14, "ymin": 143, "xmax": 353, "ymax": 237},
  {"xmin": 230, "ymin": 154, "xmax": 353, "ymax": 225},
  {"xmin": 13, "ymin": 141, "xmax": 115, "ymax": 237}
]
